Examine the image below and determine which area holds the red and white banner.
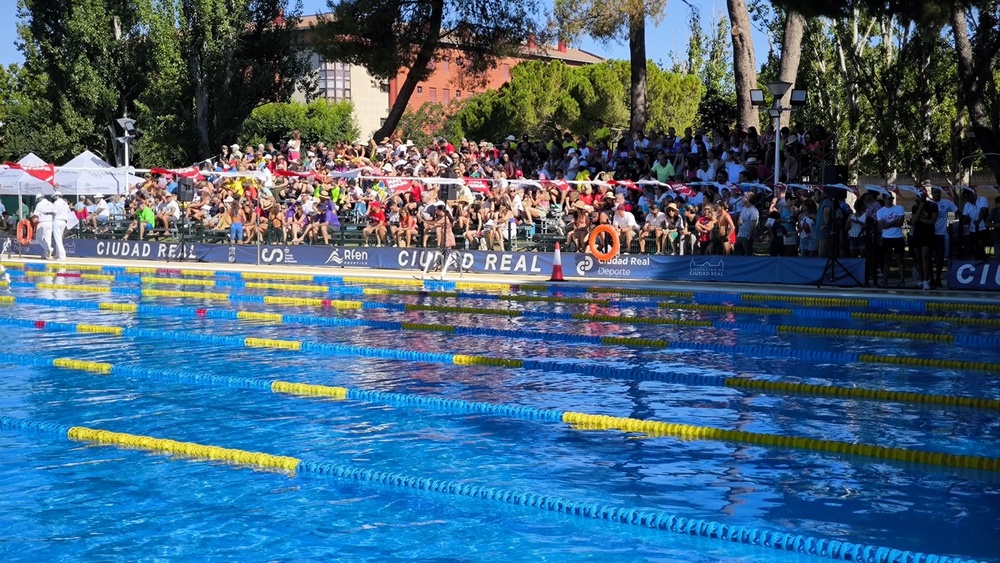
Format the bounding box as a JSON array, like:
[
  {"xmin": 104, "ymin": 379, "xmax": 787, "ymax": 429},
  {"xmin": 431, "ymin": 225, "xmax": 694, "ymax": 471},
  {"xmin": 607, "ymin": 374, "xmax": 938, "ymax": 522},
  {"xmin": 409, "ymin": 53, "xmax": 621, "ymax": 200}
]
[
  {"xmin": 150, "ymin": 166, "xmax": 204, "ymax": 181},
  {"xmin": 541, "ymin": 179, "xmax": 570, "ymax": 191},
  {"xmin": 3, "ymin": 161, "xmax": 55, "ymax": 185},
  {"xmin": 610, "ymin": 179, "xmax": 643, "ymax": 193},
  {"xmin": 274, "ymin": 169, "xmax": 318, "ymax": 181},
  {"xmin": 464, "ymin": 179, "xmax": 491, "ymax": 193}
]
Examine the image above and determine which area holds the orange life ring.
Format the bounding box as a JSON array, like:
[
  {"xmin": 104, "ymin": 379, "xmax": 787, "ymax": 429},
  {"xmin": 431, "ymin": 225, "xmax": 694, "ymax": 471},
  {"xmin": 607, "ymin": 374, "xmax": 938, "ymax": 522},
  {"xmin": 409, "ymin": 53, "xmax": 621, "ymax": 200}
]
[
  {"xmin": 16, "ymin": 219, "xmax": 34, "ymax": 245},
  {"xmin": 588, "ymin": 224, "xmax": 619, "ymax": 261}
]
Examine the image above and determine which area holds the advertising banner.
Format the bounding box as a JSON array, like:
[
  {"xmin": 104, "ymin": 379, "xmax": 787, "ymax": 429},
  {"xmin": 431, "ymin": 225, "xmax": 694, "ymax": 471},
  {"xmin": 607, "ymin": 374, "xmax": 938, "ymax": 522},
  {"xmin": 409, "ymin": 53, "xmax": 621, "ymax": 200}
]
[
  {"xmin": 5, "ymin": 237, "xmax": 866, "ymax": 287},
  {"xmin": 947, "ymin": 260, "xmax": 1000, "ymax": 292}
]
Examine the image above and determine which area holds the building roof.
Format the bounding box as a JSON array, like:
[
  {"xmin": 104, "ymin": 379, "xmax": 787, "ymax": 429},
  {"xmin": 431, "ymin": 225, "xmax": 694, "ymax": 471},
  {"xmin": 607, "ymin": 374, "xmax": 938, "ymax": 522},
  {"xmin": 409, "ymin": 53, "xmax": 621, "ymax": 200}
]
[
  {"xmin": 519, "ymin": 44, "xmax": 604, "ymax": 65},
  {"xmin": 294, "ymin": 13, "xmax": 604, "ymax": 65}
]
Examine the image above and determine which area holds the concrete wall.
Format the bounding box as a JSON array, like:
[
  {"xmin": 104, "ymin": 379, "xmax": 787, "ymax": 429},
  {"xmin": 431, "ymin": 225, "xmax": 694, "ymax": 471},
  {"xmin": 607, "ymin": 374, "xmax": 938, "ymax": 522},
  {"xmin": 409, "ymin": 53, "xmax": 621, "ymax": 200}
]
[
  {"xmin": 291, "ymin": 52, "xmax": 388, "ymax": 143},
  {"xmin": 350, "ymin": 65, "xmax": 388, "ymax": 143}
]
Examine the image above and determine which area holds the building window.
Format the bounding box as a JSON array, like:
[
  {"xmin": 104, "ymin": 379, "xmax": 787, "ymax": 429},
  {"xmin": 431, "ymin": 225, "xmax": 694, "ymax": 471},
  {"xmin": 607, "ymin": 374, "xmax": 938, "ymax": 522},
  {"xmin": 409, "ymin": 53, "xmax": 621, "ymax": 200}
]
[
  {"xmin": 429, "ymin": 87, "xmax": 437, "ymax": 102},
  {"xmin": 417, "ymin": 86, "xmax": 423, "ymax": 94},
  {"xmin": 502, "ymin": 64, "xmax": 510, "ymax": 79},
  {"xmin": 442, "ymin": 60, "xmax": 449, "ymax": 73},
  {"xmin": 443, "ymin": 89, "xmax": 450, "ymax": 103},
  {"xmin": 456, "ymin": 90, "xmax": 461, "ymax": 98},
  {"xmin": 318, "ymin": 59, "xmax": 352, "ymax": 100}
]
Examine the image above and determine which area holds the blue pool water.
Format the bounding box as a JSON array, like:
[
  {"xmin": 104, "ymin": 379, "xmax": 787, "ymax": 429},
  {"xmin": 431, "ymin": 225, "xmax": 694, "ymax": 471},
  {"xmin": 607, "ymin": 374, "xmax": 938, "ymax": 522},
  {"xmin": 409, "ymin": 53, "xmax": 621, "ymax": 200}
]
[{"xmin": 0, "ymin": 266, "xmax": 998, "ymax": 562}]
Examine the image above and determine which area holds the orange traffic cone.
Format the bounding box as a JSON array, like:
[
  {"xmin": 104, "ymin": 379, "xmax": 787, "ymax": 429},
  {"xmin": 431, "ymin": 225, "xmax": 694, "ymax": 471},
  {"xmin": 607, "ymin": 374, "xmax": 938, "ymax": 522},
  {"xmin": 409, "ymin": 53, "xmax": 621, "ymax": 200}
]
[{"xmin": 549, "ymin": 242, "xmax": 566, "ymax": 282}]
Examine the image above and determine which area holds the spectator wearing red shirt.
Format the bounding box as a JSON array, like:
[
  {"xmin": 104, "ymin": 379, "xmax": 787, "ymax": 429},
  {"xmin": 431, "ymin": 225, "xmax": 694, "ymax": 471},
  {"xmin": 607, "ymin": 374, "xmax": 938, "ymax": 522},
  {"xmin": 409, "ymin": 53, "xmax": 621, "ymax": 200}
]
[{"xmin": 363, "ymin": 201, "xmax": 387, "ymax": 246}]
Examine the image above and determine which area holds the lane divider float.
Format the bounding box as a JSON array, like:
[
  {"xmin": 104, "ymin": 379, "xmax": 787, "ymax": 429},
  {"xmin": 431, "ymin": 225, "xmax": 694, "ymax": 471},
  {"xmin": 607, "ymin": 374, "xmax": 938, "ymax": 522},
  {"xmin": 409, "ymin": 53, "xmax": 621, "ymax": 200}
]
[
  {"xmin": 6, "ymin": 259, "xmax": 999, "ymax": 314},
  {"xmin": 12, "ymin": 274, "xmax": 997, "ymax": 342},
  {"xmin": 4, "ymin": 353, "xmax": 998, "ymax": 473},
  {"xmin": 0, "ymin": 415, "xmax": 974, "ymax": 563},
  {"xmin": 4, "ymin": 313, "xmax": 1000, "ymax": 407}
]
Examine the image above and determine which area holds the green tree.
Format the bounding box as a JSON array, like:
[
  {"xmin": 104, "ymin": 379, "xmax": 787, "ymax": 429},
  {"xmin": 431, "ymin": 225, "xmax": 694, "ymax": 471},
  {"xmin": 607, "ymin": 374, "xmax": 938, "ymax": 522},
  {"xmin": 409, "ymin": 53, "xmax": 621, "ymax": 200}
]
[
  {"xmin": 445, "ymin": 90, "xmax": 511, "ymax": 144},
  {"xmin": 442, "ymin": 60, "xmax": 697, "ymax": 144},
  {"xmin": 692, "ymin": 12, "xmax": 738, "ymax": 135},
  {"xmin": 773, "ymin": 0, "xmax": 1000, "ymax": 182},
  {"xmin": 553, "ymin": 0, "xmax": 669, "ymax": 136},
  {"xmin": 17, "ymin": 0, "xmax": 151, "ymax": 162},
  {"xmin": 313, "ymin": 0, "xmax": 545, "ymax": 143},
  {"xmin": 606, "ymin": 60, "xmax": 703, "ymax": 135},
  {"xmin": 17, "ymin": 0, "xmax": 312, "ymax": 167},
  {"xmin": 144, "ymin": 0, "xmax": 312, "ymax": 162},
  {"xmin": 397, "ymin": 102, "xmax": 451, "ymax": 148},
  {"xmin": 726, "ymin": 0, "xmax": 760, "ymax": 131},
  {"xmin": 240, "ymin": 100, "xmax": 360, "ymax": 149}
]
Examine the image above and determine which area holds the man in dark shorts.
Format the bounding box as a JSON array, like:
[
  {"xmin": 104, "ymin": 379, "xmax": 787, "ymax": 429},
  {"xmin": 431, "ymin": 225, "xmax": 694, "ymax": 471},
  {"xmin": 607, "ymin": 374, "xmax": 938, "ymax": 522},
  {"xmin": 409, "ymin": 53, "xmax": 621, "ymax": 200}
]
[
  {"xmin": 876, "ymin": 193, "xmax": 906, "ymax": 287},
  {"xmin": 930, "ymin": 186, "xmax": 958, "ymax": 288},
  {"xmin": 911, "ymin": 185, "xmax": 938, "ymax": 290}
]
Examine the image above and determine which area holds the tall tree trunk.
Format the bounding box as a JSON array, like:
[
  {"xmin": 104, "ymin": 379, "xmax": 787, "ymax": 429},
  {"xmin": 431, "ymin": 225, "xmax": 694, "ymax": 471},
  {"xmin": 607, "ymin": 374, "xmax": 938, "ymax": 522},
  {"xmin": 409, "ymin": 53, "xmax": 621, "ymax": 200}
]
[
  {"xmin": 952, "ymin": 5, "xmax": 1000, "ymax": 184},
  {"xmin": 776, "ymin": 10, "xmax": 805, "ymax": 128},
  {"xmin": 371, "ymin": 0, "xmax": 445, "ymax": 142},
  {"xmin": 727, "ymin": 0, "xmax": 759, "ymax": 132},
  {"xmin": 916, "ymin": 28, "xmax": 934, "ymax": 180},
  {"xmin": 191, "ymin": 53, "xmax": 210, "ymax": 159},
  {"xmin": 629, "ymin": 14, "xmax": 648, "ymax": 136}
]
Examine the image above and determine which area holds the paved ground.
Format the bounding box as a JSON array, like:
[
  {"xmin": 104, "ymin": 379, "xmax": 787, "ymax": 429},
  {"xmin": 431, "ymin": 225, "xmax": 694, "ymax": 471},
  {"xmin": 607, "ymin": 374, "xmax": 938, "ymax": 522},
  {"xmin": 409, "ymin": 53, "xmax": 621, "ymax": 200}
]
[{"xmin": 4, "ymin": 251, "xmax": 998, "ymax": 304}]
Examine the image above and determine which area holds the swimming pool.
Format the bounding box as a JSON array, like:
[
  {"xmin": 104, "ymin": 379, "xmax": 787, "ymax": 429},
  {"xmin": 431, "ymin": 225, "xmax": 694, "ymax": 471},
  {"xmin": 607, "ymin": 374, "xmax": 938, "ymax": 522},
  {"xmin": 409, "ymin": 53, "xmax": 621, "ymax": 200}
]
[{"xmin": 0, "ymin": 261, "xmax": 998, "ymax": 562}]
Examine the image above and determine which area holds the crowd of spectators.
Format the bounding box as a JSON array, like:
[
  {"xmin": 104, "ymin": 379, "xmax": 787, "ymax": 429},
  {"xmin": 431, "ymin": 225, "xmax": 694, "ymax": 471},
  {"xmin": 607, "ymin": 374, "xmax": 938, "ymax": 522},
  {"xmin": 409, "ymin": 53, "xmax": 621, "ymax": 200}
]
[{"xmin": 43, "ymin": 124, "xmax": 999, "ymax": 288}]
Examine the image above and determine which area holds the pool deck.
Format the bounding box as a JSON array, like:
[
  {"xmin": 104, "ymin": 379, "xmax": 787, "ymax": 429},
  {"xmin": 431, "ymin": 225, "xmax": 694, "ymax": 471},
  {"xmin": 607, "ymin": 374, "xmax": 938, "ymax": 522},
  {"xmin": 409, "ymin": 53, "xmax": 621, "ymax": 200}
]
[{"xmin": 4, "ymin": 254, "xmax": 998, "ymax": 304}]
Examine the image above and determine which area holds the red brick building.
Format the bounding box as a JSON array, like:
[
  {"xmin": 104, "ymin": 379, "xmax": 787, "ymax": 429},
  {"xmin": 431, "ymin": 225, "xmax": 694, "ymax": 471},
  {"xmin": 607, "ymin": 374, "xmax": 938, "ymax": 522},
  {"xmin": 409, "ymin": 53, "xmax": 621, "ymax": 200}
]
[
  {"xmin": 388, "ymin": 41, "xmax": 604, "ymax": 110},
  {"xmin": 295, "ymin": 15, "xmax": 603, "ymax": 138}
]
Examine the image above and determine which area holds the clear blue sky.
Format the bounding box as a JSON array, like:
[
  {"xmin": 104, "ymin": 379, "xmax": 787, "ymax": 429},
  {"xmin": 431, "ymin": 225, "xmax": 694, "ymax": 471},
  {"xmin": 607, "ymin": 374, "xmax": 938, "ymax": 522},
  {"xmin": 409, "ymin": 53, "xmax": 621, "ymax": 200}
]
[{"xmin": 0, "ymin": 0, "xmax": 773, "ymax": 71}]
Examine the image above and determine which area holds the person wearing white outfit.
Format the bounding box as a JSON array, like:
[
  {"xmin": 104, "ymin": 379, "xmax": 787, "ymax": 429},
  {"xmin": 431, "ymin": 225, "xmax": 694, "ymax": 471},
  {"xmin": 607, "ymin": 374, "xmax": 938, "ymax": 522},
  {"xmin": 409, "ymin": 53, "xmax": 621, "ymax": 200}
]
[
  {"xmin": 51, "ymin": 191, "xmax": 71, "ymax": 261},
  {"xmin": 34, "ymin": 194, "xmax": 55, "ymax": 258}
]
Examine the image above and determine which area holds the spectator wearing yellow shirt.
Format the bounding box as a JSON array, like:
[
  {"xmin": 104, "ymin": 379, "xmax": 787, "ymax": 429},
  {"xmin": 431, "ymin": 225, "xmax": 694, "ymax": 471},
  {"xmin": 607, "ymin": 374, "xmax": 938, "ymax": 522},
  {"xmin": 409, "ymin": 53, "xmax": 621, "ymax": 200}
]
[
  {"xmin": 561, "ymin": 131, "xmax": 576, "ymax": 150},
  {"xmin": 593, "ymin": 119, "xmax": 611, "ymax": 144}
]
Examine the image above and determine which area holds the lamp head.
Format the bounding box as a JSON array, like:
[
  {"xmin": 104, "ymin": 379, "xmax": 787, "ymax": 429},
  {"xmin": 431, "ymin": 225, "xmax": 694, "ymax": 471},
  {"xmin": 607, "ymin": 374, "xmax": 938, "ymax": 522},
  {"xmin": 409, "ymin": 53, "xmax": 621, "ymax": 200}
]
[
  {"xmin": 766, "ymin": 81, "xmax": 793, "ymax": 98},
  {"xmin": 116, "ymin": 118, "xmax": 137, "ymax": 137}
]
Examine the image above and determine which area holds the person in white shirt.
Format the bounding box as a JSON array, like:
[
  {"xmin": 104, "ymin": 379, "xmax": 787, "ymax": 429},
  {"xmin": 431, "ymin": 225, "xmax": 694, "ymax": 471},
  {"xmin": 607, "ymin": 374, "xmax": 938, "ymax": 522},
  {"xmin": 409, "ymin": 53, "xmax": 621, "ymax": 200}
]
[
  {"xmin": 961, "ymin": 188, "xmax": 990, "ymax": 259},
  {"xmin": 725, "ymin": 157, "xmax": 745, "ymax": 186},
  {"xmin": 88, "ymin": 195, "xmax": 110, "ymax": 230},
  {"xmin": 930, "ymin": 186, "xmax": 958, "ymax": 287},
  {"xmin": 876, "ymin": 194, "xmax": 906, "ymax": 286},
  {"xmin": 50, "ymin": 191, "xmax": 71, "ymax": 261},
  {"xmin": 33, "ymin": 194, "xmax": 55, "ymax": 258},
  {"xmin": 107, "ymin": 194, "xmax": 125, "ymax": 220},
  {"xmin": 736, "ymin": 193, "xmax": 760, "ymax": 256},
  {"xmin": 611, "ymin": 204, "xmax": 638, "ymax": 255},
  {"xmin": 695, "ymin": 159, "xmax": 715, "ymax": 182},
  {"xmin": 157, "ymin": 194, "xmax": 181, "ymax": 231},
  {"xmin": 639, "ymin": 203, "xmax": 666, "ymax": 254}
]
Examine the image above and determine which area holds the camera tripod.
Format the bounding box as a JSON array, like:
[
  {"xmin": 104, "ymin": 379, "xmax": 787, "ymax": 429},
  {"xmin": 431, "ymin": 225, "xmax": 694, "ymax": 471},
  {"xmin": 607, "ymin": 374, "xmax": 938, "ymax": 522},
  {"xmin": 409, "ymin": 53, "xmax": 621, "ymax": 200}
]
[{"xmin": 816, "ymin": 231, "xmax": 861, "ymax": 288}]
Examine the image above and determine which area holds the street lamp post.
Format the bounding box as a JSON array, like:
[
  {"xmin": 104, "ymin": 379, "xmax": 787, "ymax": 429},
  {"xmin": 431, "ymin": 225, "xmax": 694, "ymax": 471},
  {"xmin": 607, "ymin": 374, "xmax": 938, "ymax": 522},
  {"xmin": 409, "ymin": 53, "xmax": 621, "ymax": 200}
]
[
  {"xmin": 750, "ymin": 82, "xmax": 807, "ymax": 184},
  {"xmin": 115, "ymin": 116, "xmax": 137, "ymax": 196}
]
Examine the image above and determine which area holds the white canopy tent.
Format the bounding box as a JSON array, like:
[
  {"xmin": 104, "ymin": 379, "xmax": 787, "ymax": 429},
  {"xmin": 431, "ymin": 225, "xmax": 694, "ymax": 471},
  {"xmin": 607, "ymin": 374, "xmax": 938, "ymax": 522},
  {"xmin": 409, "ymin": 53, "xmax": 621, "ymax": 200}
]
[
  {"xmin": 55, "ymin": 150, "xmax": 142, "ymax": 197},
  {"xmin": 0, "ymin": 153, "xmax": 57, "ymax": 219}
]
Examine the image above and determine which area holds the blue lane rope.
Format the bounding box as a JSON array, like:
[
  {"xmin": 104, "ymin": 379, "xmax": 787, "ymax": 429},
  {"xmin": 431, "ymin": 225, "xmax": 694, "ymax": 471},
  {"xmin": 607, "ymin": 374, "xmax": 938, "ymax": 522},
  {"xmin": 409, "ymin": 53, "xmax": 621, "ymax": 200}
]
[
  {"xmin": 0, "ymin": 413, "xmax": 983, "ymax": 563},
  {"xmin": 17, "ymin": 280, "xmax": 1000, "ymax": 350},
  {"xmin": 16, "ymin": 264, "xmax": 998, "ymax": 318},
  {"xmin": 4, "ymin": 293, "xmax": 1000, "ymax": 382}
]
